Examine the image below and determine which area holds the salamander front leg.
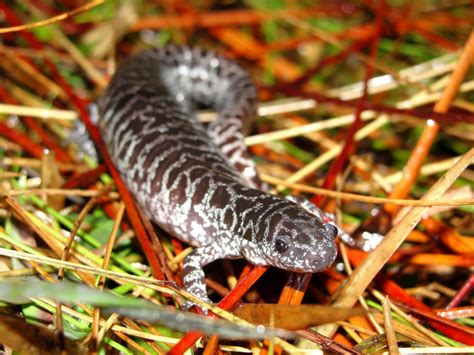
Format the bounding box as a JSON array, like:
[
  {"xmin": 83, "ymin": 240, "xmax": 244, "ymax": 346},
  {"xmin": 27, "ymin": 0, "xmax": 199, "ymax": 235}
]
[{"xmin": 182, "ymin": 242, "xmax": 241, "ymax": 306}]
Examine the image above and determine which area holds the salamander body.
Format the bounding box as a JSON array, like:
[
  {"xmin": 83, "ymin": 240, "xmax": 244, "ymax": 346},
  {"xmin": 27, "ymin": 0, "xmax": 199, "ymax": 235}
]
[{"xmin": 99, "ymin": 46, "xmax": 338, "ymax": 302}]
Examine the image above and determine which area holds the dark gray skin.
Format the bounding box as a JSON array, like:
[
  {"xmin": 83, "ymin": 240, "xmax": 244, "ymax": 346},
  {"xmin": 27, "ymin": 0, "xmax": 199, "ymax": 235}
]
[{"xmin": 98, "ymin": 46, "xmax": 338, "ymax": 303}]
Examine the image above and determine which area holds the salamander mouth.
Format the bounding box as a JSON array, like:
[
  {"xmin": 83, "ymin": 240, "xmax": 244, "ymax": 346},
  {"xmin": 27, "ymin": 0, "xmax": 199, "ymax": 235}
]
[
  {"xmin": 266, "ymin": 255, "xmax": 336, "ymax": 273},
  {"xmin": 271, "ymin": 245, "xmax": 338, "ymax": 273}
]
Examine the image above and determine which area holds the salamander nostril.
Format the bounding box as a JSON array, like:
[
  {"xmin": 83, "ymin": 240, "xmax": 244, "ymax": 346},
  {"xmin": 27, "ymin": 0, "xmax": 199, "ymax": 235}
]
[{"xmin": 324, "ymin": 224, "xmax": 339, "ymax": 239}]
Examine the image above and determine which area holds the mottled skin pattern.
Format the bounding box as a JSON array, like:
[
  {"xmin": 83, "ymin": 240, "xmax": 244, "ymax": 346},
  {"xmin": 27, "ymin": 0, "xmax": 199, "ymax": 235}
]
[{"xmin": 99, "ymin": 46, "xmax": 338, "ymax": 303}]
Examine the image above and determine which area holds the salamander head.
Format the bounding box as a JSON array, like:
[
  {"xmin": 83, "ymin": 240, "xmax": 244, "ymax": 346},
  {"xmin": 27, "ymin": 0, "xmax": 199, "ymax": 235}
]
[{"xmin": 260, "ymin": 202, "xmax": 338, "ymax": 273}]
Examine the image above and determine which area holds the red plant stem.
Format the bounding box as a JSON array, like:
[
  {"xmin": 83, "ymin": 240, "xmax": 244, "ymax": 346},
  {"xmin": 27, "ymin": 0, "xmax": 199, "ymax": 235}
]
[
  {"xmin": 23, "ymin": 117, "xmax": 73, "ymax": 163},
  {"xmin": 384, "ymin": 30, "xmax": 474, "ymax": 215},
  {"xmin": 277, "ymin": 271, "xmax": 312, "ymax": 305},
  {"xmin": 265, "ymin": 23, "xmax": 375, "ymax": 53},
  {"xmin": 388, "ymin": 12, "xmax": 459, "ymax": 52},
  {"xmin": 361, "ymin": 0, "xmax": 460, "ymax": 52},
  {"xmin": 0, "ymin": 87, "xmax": 71, "ymax": 162},
  {"xmin": 297, "ymin": 329, "xmax": 358, "ymax": 354},
  {"xmin": 0, "ymin": 122, "xmax": 45, "ymax": 158},
  {"xmin": 380, "ymin": 278, "xmax": 474, "ymax": 345},
  {"xmin": 446, "ymin": 273, "xmax": 474, "ymax": 309},
  {"xmin": 169, "ymin": 266, "xmax": 267, "ymax": 354},
  {"xmin": 409, "ymin": 23, "xmax": 459, "ymax": 51},
  {"xmin": 25, "ymin": 0, "xmax": 86, "ymax": 34},
  {"xmin": 401, "ymin": 301, "xmax": 474, "ymax": 338},
  {"xmin": 62, "ymin": 165, "xmax": 107, "ymax": 189},
  {"xmin": 0, "ymin": 3, "xmax": 164, "ymax": 280},
  {"xmin": 310, "ymin": 81, "xmax": 366, "ymax": 205},
  {"xmin": 132, "ymin": 5, "xmax": 350, "ymax": 31},
  {"xmin": 287, "ymin": 36, "xmax": 371, "ymax": 88}
]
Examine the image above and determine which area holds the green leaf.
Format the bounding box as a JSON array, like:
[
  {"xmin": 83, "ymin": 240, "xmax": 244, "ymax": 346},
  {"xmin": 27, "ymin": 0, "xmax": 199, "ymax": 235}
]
[
  {"xmin": 89, "ymin": 218, "xmax": 115, "ymax": 244},
  {"xmin": 32, "ymin": 26, "xmax": 54, "ymax": 41},
  {"xmin": 0, "ymin": 279, "xmax": 294, "ymax": 340}
]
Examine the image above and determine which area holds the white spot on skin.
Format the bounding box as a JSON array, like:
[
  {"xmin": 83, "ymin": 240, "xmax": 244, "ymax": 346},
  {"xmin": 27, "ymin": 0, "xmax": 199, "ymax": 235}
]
[
  {"xmin": 176, "ymin": 93, "xmax": 185, "ymax": 102},
  {"xmin": 210, "ymin": 58, "xmax": 219, "ymax": 68},
  {"xmin": 190, "ymin": 220, "xmax": 206, "ymax": 240},
  {"xmin": 243, "ymin": 166, "xmax": 257, "ymax": 179},
  {"xmin": 178, "ymin": 64, "xmax": 188, "ymax": 76}
]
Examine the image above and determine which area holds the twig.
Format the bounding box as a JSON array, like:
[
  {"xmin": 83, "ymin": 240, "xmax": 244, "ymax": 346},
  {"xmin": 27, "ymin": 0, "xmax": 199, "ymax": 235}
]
[
  {"xmin": 93, "ymin": 202, "xmax": 125, "ymax": 345},
  {"xmin": 385, "ymin": 30, "xmax": 474, "ymax": 215},
  {"xmin": 261, "ymin": 174, "xmax": 474, "ymax": 207},
  {"xmin": 131, "ymin": 6, "xmax": 339, "ymax": 31},
  {"xmin": 0, "ymin": 0, "xmax": 105, "ymax": 34},
  {"xmin": 383, "ymin": 296, "xmax": 400, "ymax": 355},
  {"xmin": 0, "ymin": 188, "xmax": 119, "ymax": 198},
  {"xmin": 446, "ymin": 274, "xmax": 474, "ymax": 309},
  {"xmin": 0, "ymin": 103, "xmax": 77, "ymax": 121},
  {"xmin": 372, "ymin": 289, "xmax": 449, "ymax": 346}
]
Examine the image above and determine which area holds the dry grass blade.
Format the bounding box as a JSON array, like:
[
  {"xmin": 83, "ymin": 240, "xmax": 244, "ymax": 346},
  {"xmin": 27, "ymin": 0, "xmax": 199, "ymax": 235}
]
[
  {"xmin": 372, "ymin": 290, "xmax": 449, "ymax": 346},
  {"xmin": 261, "ymin": 174, "xmax": 474, "ymax": 207},
  {"xmin": 25, "ymin": 2, "xmax": 108, "ymax": 89},
  {"xmin": 245, "ymin": 110, "xmax": 377, "ymax": 146},
  {"xmin": 327, "ymin": 52, "xmax": 458, "ymax": 100},
  {"xmin": 92, "ymin": 202, "xmax": 125, "ymax": 342},
  {"xmin": 233, "ymin": 304, "xmax": 365, "ymax": 329},
  {"xmin": 0, "ymin": 248, "xmax": 172, "ymax": 293},
  {"xmin": 0, "ymin": 0, "xmax": 105, "ymax": 34},
  {"xmin": 1, "ymin": 157, "xmax": 87, "ymax": 172},
  {"xmin": 0, "ymin": 188, "xmax": 119, "ymax": 198},
  {"xmin": 0, "ymin": 103, "xmax": 77, "ymax": 121},
  {"xmin": 384, "ymin": 156, "xmax": 466, "ymax": 185},
  {"xmin": 383, "ymin": 296, "xmax": 400, "ymax": 355},
  {"xmin": 322, "ymin": 148, "xmax": 474, "ymax": 337}
]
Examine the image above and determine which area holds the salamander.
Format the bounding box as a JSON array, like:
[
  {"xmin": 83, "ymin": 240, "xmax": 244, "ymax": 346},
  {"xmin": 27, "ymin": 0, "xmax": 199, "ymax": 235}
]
[{"xmin": 98, "ymin": 46, "xmax": 339, "ymax": 303}]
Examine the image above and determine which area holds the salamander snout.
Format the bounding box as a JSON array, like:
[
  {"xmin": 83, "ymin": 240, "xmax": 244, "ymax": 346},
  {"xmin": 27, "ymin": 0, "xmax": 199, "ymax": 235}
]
[{"xmin": 263, "ymin": 205, "xmax": 338, "ymax": 273}]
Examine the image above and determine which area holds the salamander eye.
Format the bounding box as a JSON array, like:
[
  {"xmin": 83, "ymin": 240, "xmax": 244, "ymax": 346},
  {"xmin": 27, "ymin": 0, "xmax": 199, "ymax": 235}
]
[
  {"xmin": 324, "ymin": 224, "xmax": 339, "ymax": 239},
  {"xmin": 275, "ymin": 236, "xmax": 290, "ymax": 253}
]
